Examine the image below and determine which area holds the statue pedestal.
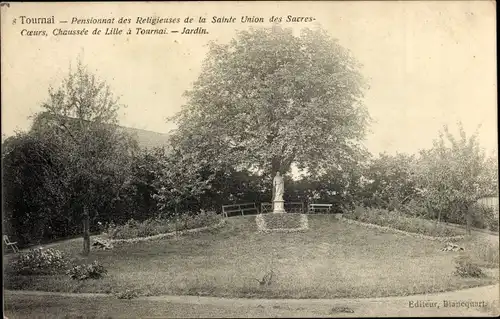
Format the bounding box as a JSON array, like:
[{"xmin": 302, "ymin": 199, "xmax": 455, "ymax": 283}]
[{"xmin": 273, "ymin": 200, "xmax": 286, "ymax": 214}]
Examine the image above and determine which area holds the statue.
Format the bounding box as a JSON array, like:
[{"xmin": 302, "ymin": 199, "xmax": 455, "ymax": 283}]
[
  {"xmin": 272, "ymin": 172, "xmax": 286, "ymax": 213},
  {"xmin": 273, "ymin": 172, "xmax": 284, "ymax": 201}
]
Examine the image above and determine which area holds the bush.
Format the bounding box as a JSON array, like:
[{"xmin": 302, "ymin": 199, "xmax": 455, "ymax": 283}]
[
  {"xmin": 488, "ymin": 216, "xmax": 499, "ymax": 232},
  {"xmin": 345, "ymin": 205, "xmax": 464, "ymax": 237},
  {"xmin": 175, "ymin": 210, "xmax": 220, "ymax": 231},
  {"xmin": 454, "ymin": 255, "xmax": 485, "ymax": 278},
  {"xmin": 8, "ymin": 248, "xmax": 70, "ymax": 275},
  {"xmin": 67, "ymin": 261, "xmax": 107, "ymax": 280},
  {"xmin": 399, "ymin": 199, "xmax": 432, "ymax": 219},
  {"xmin": 107, "ymin": 211, "xmax": 221, "ymax": 240},
  {"xmin": 470, "ymin": 205, "xmax": 499, "ymax": 231}
]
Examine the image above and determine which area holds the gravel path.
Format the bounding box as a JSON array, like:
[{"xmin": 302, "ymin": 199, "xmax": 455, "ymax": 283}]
[{"xmin": 5, "ymin": 284, "xmax": 499, "ymax": 317}]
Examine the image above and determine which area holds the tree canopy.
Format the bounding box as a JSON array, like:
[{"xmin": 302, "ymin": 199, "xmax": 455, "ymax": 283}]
[{"xmin": 174, "ymin": 26, "xmax": 370, "ymax": 176}]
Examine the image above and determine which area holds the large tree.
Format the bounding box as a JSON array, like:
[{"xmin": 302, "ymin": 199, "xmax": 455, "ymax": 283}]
[
  {"xmin": 174, "ymin": 26, "xmax": 370, "ymax": 179},
  {"xmin": 38, "ymin": 59, "xmax": 136, "ymax": 255}
]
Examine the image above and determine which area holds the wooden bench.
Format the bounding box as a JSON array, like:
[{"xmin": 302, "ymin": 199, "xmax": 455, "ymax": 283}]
[
  {"xmin": 222, "ymin": 203, "xmax": 259, "ymax": 217},
  {"xmin": 308, "ymin": 203, "xmax": 333, "ymax": 214}
]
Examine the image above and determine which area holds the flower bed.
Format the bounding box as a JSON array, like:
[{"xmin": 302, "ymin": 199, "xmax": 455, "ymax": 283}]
[
  {"xmin": 256, "ymin": 213, "xmax": 309, "ymax": 233},
  {"xmin": 6, "ymin": 248, "xmax": 70, "ymax": 276},
  {"xmin": 342, "ymin": 217, "xmax": 464, "ymax": 242},
  {"xmin": 343, "ymin": 206, "xmax": 465, "ymax": 240},
  {"xmin": 103, "ymin": 218, "xmax": 226, "ymax": 244},
  {"xmin": 105, "ymin": 211, "xmax": 222, "ymax": 241}
]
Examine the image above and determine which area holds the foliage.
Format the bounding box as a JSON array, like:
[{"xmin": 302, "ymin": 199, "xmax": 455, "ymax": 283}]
[
  {"xmin": 2, "ymin": 59, "xmax": 137, "ymax": 248},
  {"xmin": 107, "ymin": 211, "xmax": 221, "ymax": 240},
  {"xmin": 2, "ymin": 133, "xmax": 72, "ymax": 245},
  {"xmin": 454, "ymin": 255, "xmax": 485, "ymax": 278},
  {"xmin": 397, "ymin": 199, "xmax": 432, "ymax": 219},
  {"xmin": 115, "ymin": 289, "xmax": 140, "ymax": 299},
  {"xmin": 67, "ymin": 261, "xmax": 107, "ymax": 280},
  {"xmin": 359, "ymin": 153, "xmax": 421, "ymax": 211},
  {"xmin": 152, "ymin": 141, "xmax": 270, "ymax": 214},
  {"xmin": 38, "ymin": 58, "xmax": 137, "ymax": 255},
  {"xmin": 345, "ymin": 205, "xmax": 464, "ymax": 237},
  {"xmin": 414, "ymin": 123, "xmax": 497, "ymax": 232},
  {"xmin": 469, "ymin": 204, "xmax": 499, "ymax": 232},
  {"xmin": 8, "ymin": 248, "xmax": 70, "ymax": 275},
  {"xmin": 173, "ymin": 26, "xmax": 370, "ymax": 177},
  {"xmin": 152, "ymin": 145, "xmax": 217, "ymax": 215},
  {"xmin": 284, "ymin": 163, "xmax": 365, "ymax": 212},
  {"xmin": 120, "ymin": 147, "xmax": 167, "ymax": 222}
]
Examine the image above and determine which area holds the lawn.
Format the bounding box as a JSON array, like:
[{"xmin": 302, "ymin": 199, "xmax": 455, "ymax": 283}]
[{"xmin": 4, "ymin": 215, "xmax": 499, "ymax": 299}]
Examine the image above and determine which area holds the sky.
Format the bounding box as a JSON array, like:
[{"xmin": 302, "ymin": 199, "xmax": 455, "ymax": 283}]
[{"xmin": 1, "ymin": 1, "xmax": 497, "ymax": 156}]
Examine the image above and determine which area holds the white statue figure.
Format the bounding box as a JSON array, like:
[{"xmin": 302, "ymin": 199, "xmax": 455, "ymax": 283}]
[{"xmin": 273, "ymin": 172, "xmax": 284, "ymax": 201}]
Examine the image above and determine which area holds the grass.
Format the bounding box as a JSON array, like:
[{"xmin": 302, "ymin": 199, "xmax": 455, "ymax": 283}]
[
  {"xmin": 344, "ymin": 206, "xmax": 466, "ymax": 237},
  {"xmin": 460, "ymin": 234, "xmax": 500, "ymax": 268},
  {"xmin": 4, "ymin": 215, "xmax": 498, "ymax": 299}
]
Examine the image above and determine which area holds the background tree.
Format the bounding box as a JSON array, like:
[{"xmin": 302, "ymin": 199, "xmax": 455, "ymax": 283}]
[
  {"xmin": 2, "ymin": 132, "xmax": 67, "ymax": 245},
  {"xmin": 38, "ymin": 59, "xmax": 137, "ymax": 255},
  {"xmin": 359, "ymin": 153, "xmax": 420, "ymax": 211},
  {"xmin": 173, "ymin": 26, "xmax": 370, "ymax": 184},
  {"xmin": 415, "ymin": 123, "xmax": 497, "ymax": 234}
]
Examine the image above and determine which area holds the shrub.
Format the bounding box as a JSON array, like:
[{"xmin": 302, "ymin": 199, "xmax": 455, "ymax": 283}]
[
  {"xmin": 454, "ymin": 255, "xmax": 485, "ymax": 278},
  {"xmin": 110, "ymin": 219, "xmax": 141, "ymax": 239},
  {"xmin": 470, "ymin": 205, "xmax": 499, "ymax": 231},
  {"xmin": 105, "ymin": 221, "xmax": 119, "ymax": 238},
  {"xmin": 67, "ymin": 261, "xmax": 107, "ymax": 280},
  {"xmin": 8, "ymin": 248, "xmax": 70, "ymax": 275},
  {"xmin": 399, "ymin": 199, "xmax": 432, "ymax": 219},
  {"xmin": 488, "ymin": 216, "xmax": 499, "ymax": 232},
  {"xmin": 176, "ymin": 210, "xmax": 220, "ymax": 231},
  {"xmin": 137, "ymin": 219, "xmax": 160, "ymax": 237},
  {"xmin": 115, "ymin": 289, "xmax": 140, "ymax": 299}
]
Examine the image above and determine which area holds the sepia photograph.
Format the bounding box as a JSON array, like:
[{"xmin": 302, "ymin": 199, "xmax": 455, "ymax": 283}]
[{"xmin": 1, "ymin": 1, "xmax": 498, "ymax": 317}]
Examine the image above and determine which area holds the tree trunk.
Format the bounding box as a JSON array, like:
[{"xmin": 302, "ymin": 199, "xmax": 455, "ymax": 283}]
[{"xmin": 82, "ymin": 206, "xmax": 90, "ymax": 256}]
